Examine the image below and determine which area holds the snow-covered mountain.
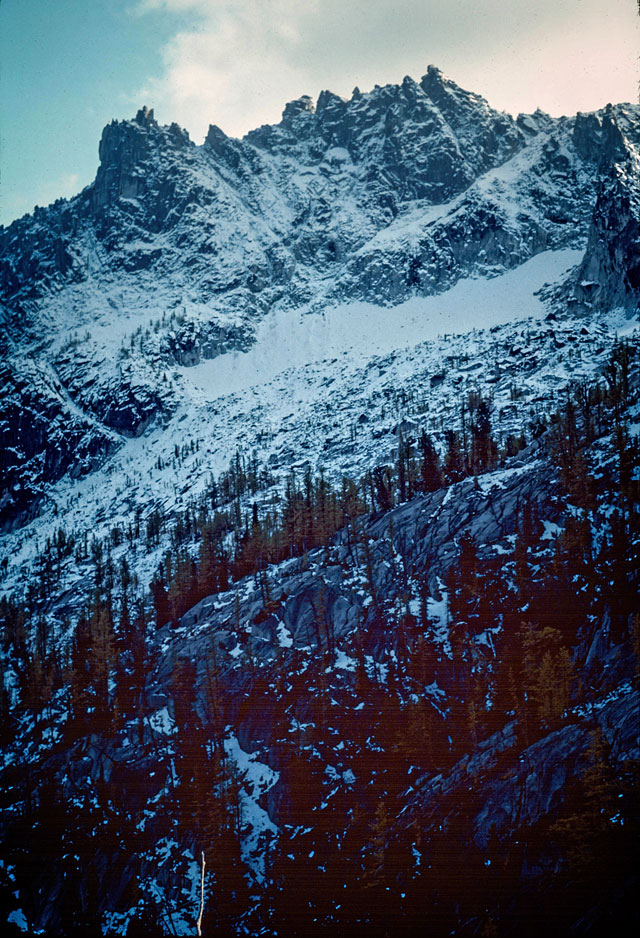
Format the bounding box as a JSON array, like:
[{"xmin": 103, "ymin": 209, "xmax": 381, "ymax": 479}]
[
  {"xmin": 1, "ymin": 68, "xmax": 639, "ymax": 530},
  {"xmin": 1, "ymin": 69, "xmax": 639, "ymax": 936}
]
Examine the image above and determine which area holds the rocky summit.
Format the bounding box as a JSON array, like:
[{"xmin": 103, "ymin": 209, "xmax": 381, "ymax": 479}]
[{"xmin": 0, "ymin": 69, "xmax": 639, "ymax": 937}]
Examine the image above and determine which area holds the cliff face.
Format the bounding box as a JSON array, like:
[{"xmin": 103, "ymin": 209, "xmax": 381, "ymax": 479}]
[
  {"xmin": 574, "ymin": 108, "xmax": 640, "ymax": 312},
  {"xmin": 0, "ymin": 359, "xmax": 117, "ymax": 531}
]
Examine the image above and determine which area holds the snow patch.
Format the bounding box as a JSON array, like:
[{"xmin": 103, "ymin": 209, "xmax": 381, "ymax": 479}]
[
  {"xmin": 184, "ymin": 250, "xmax": 582, "ymax": 400},
  {"xmin": 224, "ymin": 734, "xmax": 279, "ymax": 883}
]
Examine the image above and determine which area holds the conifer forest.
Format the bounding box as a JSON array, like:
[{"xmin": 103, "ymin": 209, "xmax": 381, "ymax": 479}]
[{"xmin": 1, "ymin": 67, "xmax": 639, "ymax": 936}]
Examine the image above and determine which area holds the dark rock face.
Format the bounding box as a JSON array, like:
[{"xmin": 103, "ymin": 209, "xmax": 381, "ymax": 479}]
[
  {"xmin": 161, "ymin": 318, "xmax": 254, "ymax": 367},
  {"xmin": 575, "ymin": 158, "xmax": 640, "ymax": 312},
  {"xmin": 573, "ymin": 111, "xmax": 604, "ymax": 164},
  {"xmin": 52, "ymin": 347, "xmax": 174, "ymax": 438},
  {"xmin": 158, "ymin": 453, "xmax": 560, "ymax": 753},
  {"xmin": 281, "ymin": 95, "xmax": 315, "ymax": 125},
  {"xmin": 0, "ymin": 203, "xmax": 84, "ymax": 301},
  {"xmin": 92, "ymin": 109, "xmax": 192, "ymax": 223},
  {"xmin": 0, "ymin": 360, "xmax": 116, "ymax": 530},
  {"xmin": 403, "ymin": 687, "xmax": 640, "ymax": 851},
  {"xmin": 418, "ymin": 66, "xmax": 523, "ymax": 175},
  {"xmin": 573, "ymin": 106, "xmax": 640, "ymax": 314},
  {"xmin": 89, "ymin": 378, "xmax": 166, "ymax": 436}
]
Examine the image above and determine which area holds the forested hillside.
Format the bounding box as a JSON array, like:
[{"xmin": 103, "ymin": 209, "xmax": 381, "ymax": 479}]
[{"xmin": 1, "ymin": 69, "xmax": 639, "ymax": 935}]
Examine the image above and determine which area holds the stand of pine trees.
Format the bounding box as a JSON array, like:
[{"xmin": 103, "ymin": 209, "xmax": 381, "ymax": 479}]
[{"xmin": 0, "ymin": 337, "xmax": 638, "ymax": 934}]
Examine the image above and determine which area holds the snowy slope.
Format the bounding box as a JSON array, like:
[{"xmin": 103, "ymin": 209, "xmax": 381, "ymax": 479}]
[
  {"xmin": 1, "ymin": 247, "xmax": 635, "ymax": 615},
  {"xmin": 1, "ymin": 74, "xmax": 638, "ymax": 530}
]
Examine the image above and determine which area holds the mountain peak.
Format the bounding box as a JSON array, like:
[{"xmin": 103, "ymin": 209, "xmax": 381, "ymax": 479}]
[
  {"xmin": 134, "ymin": 105, "xmax": 157, "ymax": 128},
  {"xmin": 282, "ymin": 95, "xmax": 315, "ymax": 124},
  {"xmin": 425, "ymin": 63, "xmax": 443, "ymax": 79},
  {"xmin": 420, "ymin": 64, "xmax": 462, "ymax": 98},
  {"xmin": 205, "ymin": 123, "xmax": 228, "ymax": 149}
]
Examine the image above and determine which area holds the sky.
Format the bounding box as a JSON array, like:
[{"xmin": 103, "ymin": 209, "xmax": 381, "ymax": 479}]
[{"xmin": 1, "ymin": 0, "xmax": 638, "ymax": 227}]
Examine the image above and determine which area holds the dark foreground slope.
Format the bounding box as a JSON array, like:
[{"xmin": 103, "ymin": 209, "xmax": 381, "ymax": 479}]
[{"xmin": 0, "ymin": 333, "xmax": 638, "ymax": 936}]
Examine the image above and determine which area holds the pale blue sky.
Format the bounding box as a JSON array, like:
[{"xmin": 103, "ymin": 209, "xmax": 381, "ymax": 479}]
[
  {"xmin": 0, "ymin": 0, "xmax": 188, "ymax": 224},
  {"xmin": 1, "ymin": 0, "xmax": 637, "ymax": 227}
]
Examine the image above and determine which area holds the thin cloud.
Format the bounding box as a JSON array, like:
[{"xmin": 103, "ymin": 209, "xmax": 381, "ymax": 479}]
[{"xmin": 134, "ymin": 1, "xmax": 637, "ymax": 139}]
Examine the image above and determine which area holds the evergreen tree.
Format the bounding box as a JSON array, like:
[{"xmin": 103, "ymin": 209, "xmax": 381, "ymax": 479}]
[{"xmin": 418, "ymin": 429, "xmax": 443, "ymax": 492}]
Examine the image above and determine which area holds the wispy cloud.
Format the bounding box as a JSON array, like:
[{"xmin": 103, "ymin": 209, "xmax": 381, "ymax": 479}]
[
  {"xmin": 134, "ymin": 1, "xmax": 318, "ymax": 139},
  {"xmin": 133, "ymin": 0, "xmax": 639, "ymax": 140}
]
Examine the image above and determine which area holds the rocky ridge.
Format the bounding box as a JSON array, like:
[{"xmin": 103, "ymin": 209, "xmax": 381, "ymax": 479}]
[{"xmin": 1, "ymin": 70, "xmax": 639, "ymax": 528}]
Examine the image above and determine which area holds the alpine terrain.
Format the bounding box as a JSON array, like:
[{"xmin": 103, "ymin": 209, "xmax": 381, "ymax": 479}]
[{"xmin": 0, "ymin": 67, "xmax": 639, "ymax": 936}]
